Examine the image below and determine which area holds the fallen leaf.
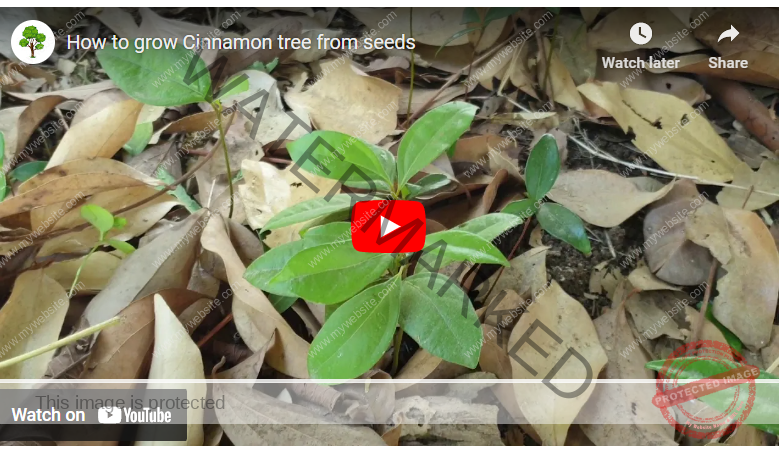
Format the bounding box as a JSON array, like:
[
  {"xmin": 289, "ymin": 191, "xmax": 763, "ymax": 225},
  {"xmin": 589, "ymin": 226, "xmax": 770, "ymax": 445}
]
[
  {"xmin": 579, "ymin": 308, "xmax": 677, "ymax": 445},
  {"xmin": 578, "ymin": 82, "xmax": 741, "ymax": 183},
  {"xmin": 761, "ymin": 326, "xmax": 778, "ymax": 375},
  {"xmin": 350, "ymin": 8, "xmax": 478, "ymax": 47},
  {"xmin": 479, "ymin": 247, "xmax": 549, "ymax": 301},
  {"xmin": 46, "ymin": 99, "xmax": 144, "ymax": 168},
  {"xmin": 508, "ymin": 281, "xmax": 607, "ymax": 445},
  {"xmin": 686, "ymin": 204, "xmax": 779, "ymax": 350},
  {"xmin": 5, "ymin": 80, "xmax": 116, "ymax": 102},
  {"xmin": 82, "ymin": 289, "xmax": 206, "ymax": 379},
  {"xmin": 238, "ymin": 160, "xmax": 291, "ymax": 230},
  {"xmin": 142, "ymin": 294, "xmax": 206, "ymax": 446},
  {"xmin": 537, "ymin": 37, "xmax": 585, "ymax": 111},
  {"xmin": 395, "ymin": 348, "xmax": 470, "ymax": 392},
  {"xmin": 716, "ymin": 160, "xmax": 779, "ymax": 210},
  {"xmin": 13, "ymin": 95, "xmax": 67, "ymax": 157},
  {"xmin": 548, "ymin": 170, "xmax": 674, "ymax": 227},
  {"xmin": 43, "ymin": 252, "xmax": 123, "ymax": 292},
  {"xmin": 588, "ymin": 8, "xmax": 704, "ymax": 53},
  {"xmin": 214, "ymin": 382, "xmax": 386, "ymax": 445},
  {"xmin": 285, "ymin": 60, "xmax": 400, "ymax": 144},
  {"xmin": 627, "ymin": 265, "xmax": 681, "ymax": 291},
  {"xmin": 643, "ymin": 180, "xmax": 713, "ymax": 285},
  {"xmin": 0, "ymin": 270, "xmax": 68, "ymax": 380},
  {"xmin": 626, "ymin": 293, "xmax": 686, "ymax": 340},
  {"xmin": 201, "ymin": 215, "xmax": 310, "ymax": 378},
  {"xmin": 215, "ymin": 332, "xmax": 275, "ymax": 380},
  {"xmin": 556, "ymin": 15, "xmax": 597, "ymax": 85},
  {"xmin": 683, "ymin": 306, "xmax": 729, "ymax": 348}
]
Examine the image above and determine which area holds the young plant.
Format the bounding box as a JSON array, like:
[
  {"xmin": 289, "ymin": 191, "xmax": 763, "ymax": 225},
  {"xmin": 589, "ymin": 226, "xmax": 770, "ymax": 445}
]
[
  {"xmin": 244, "ymin": 102, "xmax": 521, "ymax": 379},
  {"xmin": 71, "ymin": 205, "xmax": 135, "ymax": 296},
  {"xmin": 502, "ymin": 135, "xmax": 592, "ymax": 255}
]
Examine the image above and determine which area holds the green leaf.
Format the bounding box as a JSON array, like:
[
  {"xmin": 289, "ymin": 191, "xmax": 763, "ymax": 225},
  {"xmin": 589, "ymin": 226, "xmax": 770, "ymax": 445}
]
[
  {"xmin": 80, "ymin": 204, "xmax": 115, "ymax": 238},
  {"xmin": 455, "ymin": 213, "xmax": 522, "ymax": 242},
  {"xmin": 436, "ymin": 27, "xmax": 483, "ymax": 56},
  {"xmin": 646, "ymin": 358, "xmax": 778, "ymax": 435},
  {"xmin": 537, "ymin": 203, "xmax": 591, "ymax": 255},
  {"xmin": 698, "ymin": 302, "xmax": 743, "ymax": 353},
  {"xmin": 216, "ymin": 74, "xmax": 250, "ymax": 100},
  {"xmin": 525, "ymin": 134, "xmax": 560, "ymax": 201},
  {"xmin": 301, "ymin": 222, "xmax": 352, "ymax": 245},
  {"xmin": 122, "ymin": 122, "xmax": 153, "ymax": 156},
  {"xmin": 8, "ymin": 161, "xmax": 47, "ymax": 182},
  {"xmin": 308, "ymin": 277, "xmax": 401, "ymax": 379},
  {"xmin": 268, "ymin": 294, "xmax": 297, "ymax": 313},
  {"xmin": 397, "ymin": 102, "xmax": 478, "ymax": 188},
  {"xmin": 107, "ymin": 238, "xmax": 135, "ymax": 255},
  {"xmin": 423, "ymin": 230, "xmax": 509, "ymax": 266},
  {"xmin": 97, "ymin": 47, "xmax": 211, "ymax": 107},
  {"xmin": 484, "ymin": 7, "xmax": 523, "ymax": 23},
  {"xmin": 156, "ymin": 168, "xmax": 201, "ymax": 213},
  {"xmin": 112, "ymin": 217, "xmax": 127, "ymax": 230},
  {"xmin": 268, "ymin": 244, "xmax": 394, "ymax": 304},
  {"xmin": 399, "ymin": 273, "xmax": 481, "ymax": 367},
  {"xmin": 461, "ymin": 7, "xmax": 481, "ymax": 24},
  {"xmin": 262, "ymin": 194, "xmax": 356, "ymax": 232},
  {"xmin": 502, "ymin": 198, "xmax": 539, "ymax": 219},
  {"xmin": 405, "ymin": 174, "xmax": 452, "ymax": 198},
  {"xmin": 299, "ymin": 209, "xmax": 352, "ymax": 235},
  {"xmin": 288, "ymin": 131, "xmax": 395, "ymax": 186}
]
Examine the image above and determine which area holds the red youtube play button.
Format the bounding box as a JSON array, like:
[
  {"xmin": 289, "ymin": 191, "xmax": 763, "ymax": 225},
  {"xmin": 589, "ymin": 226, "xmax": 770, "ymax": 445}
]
[{"xmin": 351, "ymin": 200, "xmax": 426, "ymax": 253}]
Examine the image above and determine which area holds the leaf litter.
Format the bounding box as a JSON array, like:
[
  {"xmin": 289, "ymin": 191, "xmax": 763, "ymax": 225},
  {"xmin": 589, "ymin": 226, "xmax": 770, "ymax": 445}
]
[{"xmin": 0, "ymin": 6, "xmax": 777, "ymax": 447}]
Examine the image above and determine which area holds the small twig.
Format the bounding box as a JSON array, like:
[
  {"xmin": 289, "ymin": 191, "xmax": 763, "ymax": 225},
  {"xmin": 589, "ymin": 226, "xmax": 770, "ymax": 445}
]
[
  {"xmin": 260, "ymin": 156, "xmax": 293, "ymax": 165},
  {"xmin": 483, "ymin": 218, "xmax": 533, "ymax": 300},
  {"xmin": 740, "ymin": 184, "xmax": 755, "ymax": 210},
  {"xmin": 197, "ymin": 313, "xmax": 234, "ymax": 348},
  {"xmin": 692, "ymin": 259, "xmax": 719, "ymax": 345},
  {"xmin": 54, "ymin": 108, "xmax": 69, "ymax": 131},
  {"xmin": 0, "ymin": 316, "xmax": 120, "ymax": 371}
]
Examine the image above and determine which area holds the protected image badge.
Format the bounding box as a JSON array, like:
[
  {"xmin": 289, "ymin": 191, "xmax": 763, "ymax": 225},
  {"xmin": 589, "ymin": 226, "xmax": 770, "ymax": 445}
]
[
  {"xmin": 11, "ymin": 20, "xmax": 54, "ymax": 64},
  {"xmin": 97, "ymin": 407, "xmax": 122, "ymax": 424}
]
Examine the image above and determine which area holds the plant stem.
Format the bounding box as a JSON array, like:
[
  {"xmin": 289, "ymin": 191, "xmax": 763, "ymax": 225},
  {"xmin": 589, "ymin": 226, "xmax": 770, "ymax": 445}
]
[
  {"xmin": 406, "ymin": 8, "xmax": 415, "ymax": 117},
  {"xmin": 214, "ymin": 101, "xmax": 234, "ymax": 218},
  {"xmin": 68, "ymin": 244, "xmax": 99, "ymax": 297},
  {"xmin": 0, "ymin": 316, "xmax": 121, "ymax": 372},
  {"xmin": 391, "ymin": 326, "xmax": 403, "ymax": 375}
]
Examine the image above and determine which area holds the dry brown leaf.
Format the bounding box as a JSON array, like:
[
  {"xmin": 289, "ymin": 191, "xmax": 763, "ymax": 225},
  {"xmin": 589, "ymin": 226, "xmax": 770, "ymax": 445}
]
[
  {"xmin": 238, "ymin": 160, "xmax": 290, "ymax": 230},
  {"xmin": 200, "ymin": 215, "xmax": 309, "ymax": 378},
  {"xmin": 0, "ymin": 173, "xmax": 146, "ymax": 220},
  {"xmin": 643, "ymin": 180, "xmax": 713, "ymax": 285},
  {"xmin": 508, "ymin": 281, "xmax": 607, "ymax": 445},
  {"xmin": 627, "ymin": 265, "xmax": 681, "ymax": 291},
  {"xmin": 480, "ymin": 247, "xmax": 549, "ymax": 302},
  {"xmin": 81, "ymin": 209, "xmax": 208, "ymax": 327},
  {"xmin": 626, "ymin": 293, "xmax": 686, "ymax": 340},
  {"xmin": 143, "ymin": 294, "xmax": 206, "ymax": 446},
  {"xmin": 537, "ymin": 37, "xmax": 585, "ymax": 111},
  {"xmin": 588, "ymin": 8, "xmax": 704, "ymax": 53},
  {"xmin": 395, "ymin": 348, "xmax": 470, "ymax": 392},
  {"xmin": 761, "ymin": 326, "xmax": 778, "ymax": 375},
  {"xmin": 548, "ymin": 170, "xmax": 674, "ymax": 227},
  {"xmin": 478, "ymin": 324, "xmax": 513, "ymax": 380},
  {"xmin": 285, "ymin": 60, "xmax": 400, "ymax": 144},
  {"xmin": 5, "ymin": 80, "xmax": 116, "ymax": 102},
  {"xmin": 82, "ymin": 289, "xmax": 206, "ymax": 380},
  {"xmin": 43, "ymin": 252, "xmax": 123, "ymax": 292},
  {"xmin": 20, "ymin": 158, "xmax": 159, "ymax": 193},
  {"xmin": 578, "ymin": 82, "xmax": 741, "ymax": 183},
  {"xmin": 214, "ymin": 382, "xmax": 386, "ymax": 445},
  {"xmin": 0, "ymin": 270, "xmax": 68, "ymax": 380},
  {"xmin": 716, "ymin": 160, "xmax": 779, "ymax": 210},
  {"xmin": 683, "ymin": 306, "xmax": 729, "ymax": 348},
  {"xmin": 686, "ymin": 204, "xmax": 779, "ymax": 350},
  {"xmin": 579, "ymin": 308, "xmax": 677, "ymax": 445},
  {"xmin": 215, "ymin": 332, "xmax": 275, "ymax": 380},
  {"xmin": 350, "ymin": 8, "xmax": 479, "ymax": 47},
  {"xmin": 70, "ymin": 89, "xmax": 131, "ymax": 126},
  {"xmin": 13, "ymin": 95, "xmax": 67, "ymax": 157},
  {"xmin": 46, "ymin": 99, "xmax": 143, "ymax": 168}
]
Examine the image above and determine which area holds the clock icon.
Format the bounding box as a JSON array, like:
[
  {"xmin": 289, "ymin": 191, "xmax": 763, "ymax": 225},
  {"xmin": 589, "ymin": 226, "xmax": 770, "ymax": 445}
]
[{"xmin": 630, "ymin": 22, "xmax": 653, "ymax": 45}]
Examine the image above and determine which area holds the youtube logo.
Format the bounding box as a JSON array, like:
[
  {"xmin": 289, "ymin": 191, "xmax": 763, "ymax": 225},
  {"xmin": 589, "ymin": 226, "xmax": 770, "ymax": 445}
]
[{"xmin": 351, "ymin": 200, "xmax": 426, "ymax": 253}]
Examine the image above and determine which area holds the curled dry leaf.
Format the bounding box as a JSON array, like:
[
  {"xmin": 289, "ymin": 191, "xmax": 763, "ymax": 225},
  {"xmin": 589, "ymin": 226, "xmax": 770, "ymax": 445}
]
[
  {"xmin": 588, "ymin": 8, "xmax": 704, "ymax": 53},
  {"xmin": 285, "ymin": 60, "xmax": 400, "ymax": 145},
  {"xmin": 214, "ymin": 382, "xmax": 386, "ymax": 445},
  {"xmin": 508, "ymin": 281, "xmax": 607, "ymax": 445},
  {"xmin": 627, "ymin": 265, "xmax": 681, "ymax": 292},
  {"xmin": 82, "ymin": 289, "xmax": 206, "ymax": 380},
  {"xmin": 13, "ymin": 95, "xmax": 67, "ymax": 157},
  {"xmin": 548, "ymin": 170, "xmax": 674, "ymax": 227},
  {"xmin": 578, "ymin": 82, "xmax": 741, "ymax": 182},
  {"xmin": 642, "ymin": 180, "xmax": 713, "ymax": 286},
  {"xmin": 579, "ymin": 308, "xmax": 677, "ymax": 445},
  {"xmin": 200, "ymin": 215, "xmax": 309, "ymax": 378},
  {"xmin": 46, "ymin": 99, "xmax": 143, "ymax": 168},
  {"xmin": 686, "ymin": 203, "xmax": 779, "ymax": 350},
  {"xmin": 142, "ymin": 295, "xmax": 206, "ymax": 446},
  {"xmin": 716, "ymin": 160, "xmax": 779, "ymax": 210},
  {"xmin": 0, "ymin": 270, "xmax": 68, "ymax": 381}
]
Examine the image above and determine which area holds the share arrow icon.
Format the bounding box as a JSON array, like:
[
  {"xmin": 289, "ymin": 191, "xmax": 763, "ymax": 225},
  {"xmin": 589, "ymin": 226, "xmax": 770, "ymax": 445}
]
[{"xmin": 718, "ymin": 25, "xmax": 739, "ymax": 42}]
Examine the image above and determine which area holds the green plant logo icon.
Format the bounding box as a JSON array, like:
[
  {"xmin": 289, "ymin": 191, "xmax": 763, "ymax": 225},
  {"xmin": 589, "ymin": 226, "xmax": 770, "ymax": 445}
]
[{"xmin": 19, "ymin": 25, "xmax": 46, "ymax": 58}]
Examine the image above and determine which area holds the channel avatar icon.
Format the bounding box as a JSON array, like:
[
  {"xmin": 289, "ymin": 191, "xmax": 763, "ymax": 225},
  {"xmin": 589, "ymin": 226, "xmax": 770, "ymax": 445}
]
[
  {"xmin": 11, "ymin": 20, "xmax": 54, "ymax": 64},
  {"xmin": 351, "ymin": 200, "xmax": 425, "ymax": 253}
]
